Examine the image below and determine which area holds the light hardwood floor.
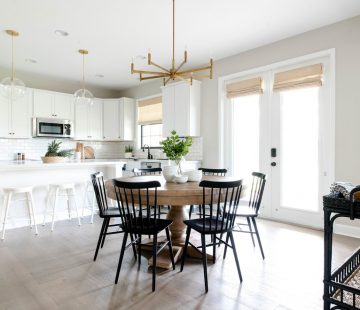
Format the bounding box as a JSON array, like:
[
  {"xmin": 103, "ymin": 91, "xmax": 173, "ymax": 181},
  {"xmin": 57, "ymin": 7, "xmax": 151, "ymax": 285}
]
[{"xmin": 0, "ymin": 216, "xmax": 358, "ymax": 310}]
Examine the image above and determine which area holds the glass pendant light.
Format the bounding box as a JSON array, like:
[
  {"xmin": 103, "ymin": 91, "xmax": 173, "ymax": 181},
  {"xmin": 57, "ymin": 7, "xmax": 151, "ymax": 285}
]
[
  {"xmin": 0, "ymin": 30, "xmax": 26, "ymax": 101},
  {"xmin": 74, "ymin": 49, "xmax": 94, "ymax": 105}
]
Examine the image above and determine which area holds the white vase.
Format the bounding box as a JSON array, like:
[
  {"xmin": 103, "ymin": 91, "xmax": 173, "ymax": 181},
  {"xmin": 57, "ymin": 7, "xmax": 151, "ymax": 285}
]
[
  {"xmin": 163, "ymin": 165, "xmax": 178, "ymax": 182},
  {"xmin": 124, "ymin": 152, "xmax": 132, "ymax": 158}
]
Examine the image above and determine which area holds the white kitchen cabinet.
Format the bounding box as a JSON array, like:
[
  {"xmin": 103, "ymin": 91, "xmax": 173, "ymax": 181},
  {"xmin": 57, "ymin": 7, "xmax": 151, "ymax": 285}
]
[
  {"xmin": 0, "ymin": 90, "xmax": 32, "ymax": 138},
  {"xmin": 102, "ymin": 97, "xmax": 135, "ymax": 141},
  {"xmin": 75, "ymin": 99, "xmax": 103, "ymax": 140},
  {"xmin": 162, "ymin": 80, "xmax": 201, "ymax": 137},
  {"xmin": 33, "ymin": 89, "xmax": 74, "ymax": 119}
]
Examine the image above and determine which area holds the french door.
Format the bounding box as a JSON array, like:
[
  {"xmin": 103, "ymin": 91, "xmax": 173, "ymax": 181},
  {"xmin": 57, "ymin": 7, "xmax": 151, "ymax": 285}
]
[{"xmin": 225, "ymin": 55, "xmax": 333, "ymax": 228}]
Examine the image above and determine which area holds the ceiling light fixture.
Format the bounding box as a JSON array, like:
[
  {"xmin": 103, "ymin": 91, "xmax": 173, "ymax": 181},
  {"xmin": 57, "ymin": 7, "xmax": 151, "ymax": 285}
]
[
  {"xmin": 25, "ymin": 58, "xmax": 37, "ymax": 64},
  {"xmin": 131, "ymin": 0, "xmax": 213, "ymax": 86},
  {"xmin": 0, "ymin": 30, "xmax": 26, "ymax": 101},
  {"xmin": 54, "ymin": 29, "xmax": 69, "ymax": 37},
  {"xmin": 74, "ymin": 49, "xmax": 94, "ymax": 105}
]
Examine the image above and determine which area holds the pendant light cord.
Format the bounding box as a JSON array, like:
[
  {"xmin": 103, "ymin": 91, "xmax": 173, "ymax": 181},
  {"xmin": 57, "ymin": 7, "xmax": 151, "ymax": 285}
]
[
  {"xmin": 172, "ymin": 0, "xmax": 175, "ymax": 72},
  {"xmin": 11, "ymin": 34, "xmax": 14, "ymax": 81},
  {"xmin": 82, "ymin": 53, "xmax": 85, "ymax": 90}
]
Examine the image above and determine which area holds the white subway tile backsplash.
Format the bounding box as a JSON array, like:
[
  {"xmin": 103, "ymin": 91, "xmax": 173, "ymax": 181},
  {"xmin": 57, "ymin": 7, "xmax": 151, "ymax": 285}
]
[{"xmin": 0, "ymin": 137, "xmax": 203, "ymax": 161}]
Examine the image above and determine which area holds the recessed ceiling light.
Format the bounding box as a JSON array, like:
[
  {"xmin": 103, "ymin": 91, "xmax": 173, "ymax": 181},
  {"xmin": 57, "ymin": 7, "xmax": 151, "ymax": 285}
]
[
  {"xmin": 95, "ymin": 74, "xmax": 104, "ymax": 78},
  {"xmin": 25, "ymin": 58, "xmax": 37, "ymax": 64},
  {"xmin": 54, "ymin": 29, "xmax": 69, "ymax": 37}
]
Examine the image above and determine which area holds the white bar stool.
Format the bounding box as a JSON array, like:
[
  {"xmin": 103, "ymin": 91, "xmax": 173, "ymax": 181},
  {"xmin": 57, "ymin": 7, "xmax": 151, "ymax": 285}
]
[
  {"xmin": 1, "ymin": 186, "xmax": 38, "ymax": 240},
  {"xmin": 43, "ymin": 183, "xmax": 81, "ymax": 231},
  {"xmin": 82, "ymin": 181, "xmax": 96, "ymax": 224}
]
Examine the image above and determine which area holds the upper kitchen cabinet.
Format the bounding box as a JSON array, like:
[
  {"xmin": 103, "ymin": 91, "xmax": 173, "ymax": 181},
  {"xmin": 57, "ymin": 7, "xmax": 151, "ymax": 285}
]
[
  {"xmin": 102, "ymin": 97, "xmax": 135, "ymax": 141},
  {"xmin": 0, "ymin": 89, "xmax": 32, "ymax": 138},
  {"xmin": 162, "ymin": 80, "xmax": 201, "ymax": 137},
  {"xmin": 33, "ymin": 89, "xmax": 74, "ymax": 120},
  {"xmin": 74, "ymin": 99, "xmax": 103, "ymax": 140}
]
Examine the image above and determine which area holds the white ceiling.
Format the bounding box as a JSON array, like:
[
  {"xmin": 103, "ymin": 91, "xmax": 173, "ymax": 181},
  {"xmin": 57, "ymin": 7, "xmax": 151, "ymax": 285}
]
[{"xmin": 0, "ymin": 0, "xmax": 360, "ymax": 91}]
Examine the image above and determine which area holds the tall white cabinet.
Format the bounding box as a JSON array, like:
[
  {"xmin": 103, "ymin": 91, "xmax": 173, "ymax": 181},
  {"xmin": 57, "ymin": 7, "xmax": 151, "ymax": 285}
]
[
  {"xmin": 162, "ymin": 80, "xmax": 201, "ymax": 137},
  {"xmin": 74, "ymin": 99, "xmax": 103, "ymax": 140},
  {"xmin": 33, "ymin": 89, "xmax": 74, "ymax": 119},
  {"xmin": 0, "ymin": 90, "xmax": 32, "ymax": 138},
  {"xmin": 103, "ymin": 97, "xmax": 135, "ymax": 141}
]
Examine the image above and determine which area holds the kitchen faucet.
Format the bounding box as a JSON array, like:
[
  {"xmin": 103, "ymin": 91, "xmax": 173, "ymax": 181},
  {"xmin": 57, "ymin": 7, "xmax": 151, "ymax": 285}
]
[{"xmin": 142, "ymin": 144, "xmax": 153, "ymax": 159}]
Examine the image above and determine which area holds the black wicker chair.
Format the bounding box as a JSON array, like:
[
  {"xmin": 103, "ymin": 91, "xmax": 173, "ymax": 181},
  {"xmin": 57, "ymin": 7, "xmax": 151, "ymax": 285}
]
[
  {"xmin": 188, "ymin": 168, "xmax": 228, "ymax": 219},
  {"xmin": 224, "ymin": 172, "xmax": 266, "ymax": 260},
  {"xmin": 180, "ymin": 179, "xmax": 243, "ymax": 293},
  {"xmin": 91, "ymin": 172, "xmax": 136, "ymax": 261},
  {"xmin": 112, "ymin": 179, "xmax": 175, "ymax": 292}
]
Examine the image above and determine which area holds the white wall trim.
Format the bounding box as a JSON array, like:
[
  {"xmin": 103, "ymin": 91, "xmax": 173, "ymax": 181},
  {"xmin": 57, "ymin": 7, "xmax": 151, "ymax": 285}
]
[{"xmin": 334, "ymin": 223, "xmax": 360, "ymax": 238}]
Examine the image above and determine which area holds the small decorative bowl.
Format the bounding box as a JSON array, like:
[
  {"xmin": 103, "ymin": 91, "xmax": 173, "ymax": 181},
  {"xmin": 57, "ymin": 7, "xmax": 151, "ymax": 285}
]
[
  {"xmin": 173, "ymin": 175, "xmax": 188, "ymax": 184},
  {"xmin": 183, "ymin": 170, "xmax": 202, "ymax": 182}
]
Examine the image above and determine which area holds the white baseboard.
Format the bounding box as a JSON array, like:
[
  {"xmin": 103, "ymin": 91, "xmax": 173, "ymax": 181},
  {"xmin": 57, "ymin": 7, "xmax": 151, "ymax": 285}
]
[{"xmin": 334, "ymin": 223, "xmax": 360, "ymax": 239}]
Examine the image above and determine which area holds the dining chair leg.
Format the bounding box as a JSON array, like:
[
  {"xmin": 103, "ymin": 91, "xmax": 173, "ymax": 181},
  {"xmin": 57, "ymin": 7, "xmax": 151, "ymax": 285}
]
[
  {"xmin": 152, "ymin": 233, "xmax": 158, "ymax": 292},
  {"xmin": 129, "ymin": 233, "xmax": 137, "ymax": 260},
  {"xmin": 180, "ymin": 226, "xmax": 191, "ymax": 272},
  {"xmin": 247, "ymin": 217, "xmax": 255, "ymax": 247},
  {"xmin": 229, "ymin": 231, "xmax": 242, "ymax": 282},
  {"xmin": 115, "ymin": 232, "xmax": 128, "ymax": 284},
  {"xmin": 201, "ymin": 233, "xmax": 208, "ymax": 293},
  {"xmin": 138, "ymin": 234, "xmax": 142, "ymax": 268},
  {"xmin": 223, "ymin": 232, "xmax": 230, "ymax": 259},
  {"xmin": 252, "ymin": 217, "xmax": 265, "ymax": 259},
  {"xmin": 165, "ymin": 227, "xmax": 175, "ymax": 270},
  {"xmin": 93, "ymin": 219, "xmax": 107, "ymax": 261},
  {"xmin": 101, "ymin": 218, "xmax": 110, "ymax": 248},
  {"xmin": 188, "ymin": 205, "xmax": 194, "ymax": 219},
  {"xmin": 212, "ymin": 233, "xmax": 216, "ymax": 264}
]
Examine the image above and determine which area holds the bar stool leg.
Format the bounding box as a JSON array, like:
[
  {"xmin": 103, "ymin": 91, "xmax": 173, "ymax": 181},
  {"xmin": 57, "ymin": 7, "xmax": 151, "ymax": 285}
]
[
  {"xmin": 82, "ymin": 183, "xmax": 89, "ymax": 218},
  {"xmin": 68, "ymin": 188, "xmax": 81, "ymax": 226},
  {"xmin": 67, "ymin": 190, "xmax": 72, "ymax": 221},
  {"xmin": 43, "ymin": 187, "xmax": 52, "ymax": 226},
  {"xmin": 51, "ymin": 188, "xmax": 59, "ymax": 232},
  {"xmin": 25, "ymin": 192, "xmax": 33, "ymax": 228},
  {"xmin": 90, "ymin": 192, "xmax": 95, "ymax": 224},
  {"xmin": 27, "ymin": 192, "xmax": 38, "ymax": 235},
  {"xmin": 1, "ymin": 193, "xmax": 12, "ymax": 240}
]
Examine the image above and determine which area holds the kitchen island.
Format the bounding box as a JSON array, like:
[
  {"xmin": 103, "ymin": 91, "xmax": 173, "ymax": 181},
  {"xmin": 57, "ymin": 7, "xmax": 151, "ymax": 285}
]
[{"xmin": 0, "ymin": 159, "xmax": 126, "ymax": 230}]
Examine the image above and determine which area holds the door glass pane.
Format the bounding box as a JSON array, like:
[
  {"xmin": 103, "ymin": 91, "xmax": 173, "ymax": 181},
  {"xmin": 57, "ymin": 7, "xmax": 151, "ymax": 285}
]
[
  {"xmin": 279, "ymin": 87, "xmax": 319, "ymax": 212},
  {"xmin": 233, "ymin": 94, "xmax": 260, "ymax": 193}
]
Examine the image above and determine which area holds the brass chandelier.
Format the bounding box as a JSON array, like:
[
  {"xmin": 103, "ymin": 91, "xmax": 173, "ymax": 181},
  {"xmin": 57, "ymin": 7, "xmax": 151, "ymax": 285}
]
[{"xmin": 131, "ymin": 0, "xmax": 213, "ymax": 86}]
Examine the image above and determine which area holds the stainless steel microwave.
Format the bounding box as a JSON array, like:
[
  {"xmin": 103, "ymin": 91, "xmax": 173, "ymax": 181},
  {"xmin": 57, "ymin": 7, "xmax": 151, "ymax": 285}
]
[{"xmin": 32, "ymin": 118, "xmax": 74, "ymax": 138}]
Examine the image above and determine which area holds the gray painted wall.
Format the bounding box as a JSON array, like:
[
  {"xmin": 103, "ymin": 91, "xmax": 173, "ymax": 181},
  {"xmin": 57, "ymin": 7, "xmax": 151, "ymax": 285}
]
[{"xmin": 119, "ymin": 15, "xmax": 360, "ymax": 184}]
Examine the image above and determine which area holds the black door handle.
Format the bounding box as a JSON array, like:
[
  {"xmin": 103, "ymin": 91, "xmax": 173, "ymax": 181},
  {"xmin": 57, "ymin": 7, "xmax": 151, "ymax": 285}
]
[{"xmin": 271, "ymin": 162, "xmax": 277, "ymax": 166}]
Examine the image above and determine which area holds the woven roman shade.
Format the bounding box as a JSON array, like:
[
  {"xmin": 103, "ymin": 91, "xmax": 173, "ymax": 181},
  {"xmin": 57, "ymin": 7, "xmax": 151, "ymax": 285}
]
[
  {"xmin": 226, "ymin": 77, "xmax": 263, "ymax": 98},
  {"xmin": 273, "ymin": 63, "xmax": 323, "ymax": 91},
  {"xmin": 138, "ymin": 96, "xmax": 162, "ymax": 125}
]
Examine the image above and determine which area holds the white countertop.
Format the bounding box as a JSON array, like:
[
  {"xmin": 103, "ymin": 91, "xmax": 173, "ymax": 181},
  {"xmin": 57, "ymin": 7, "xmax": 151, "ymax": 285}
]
[{"xmin": 0, "ymin": 159, "xmax": 127, "ymax": 172}]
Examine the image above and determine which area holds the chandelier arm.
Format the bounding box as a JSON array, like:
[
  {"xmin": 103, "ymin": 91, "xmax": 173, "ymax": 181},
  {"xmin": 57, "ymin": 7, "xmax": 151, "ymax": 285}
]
[
  {"xmin": 174, "ymin": 74, "xmax": 192, "ymax": 85},
  {"xmin": 179, "ymin": 74, "xmax": 211, "ymax": 79},
  {"xmin": 177, "ymin": 64, "xmax": 212, "ymax": 75},
  {"xmin": 140, "ymin": 74, "xmax": 169, "ymax": 81},
  {"xmin": 149, "ymin": 61, "xmax": 171, "ymax": 74},
  {"xmin": 164, "ymin": 76, "xmax": 172, "ymax": 86},
  {"xmin": 132, "ymin": 69, "xmax": 168, "ymax": 75},
  {"xmin": 174, "ymin": 60, "xmax": 186, "ymax": 74}
]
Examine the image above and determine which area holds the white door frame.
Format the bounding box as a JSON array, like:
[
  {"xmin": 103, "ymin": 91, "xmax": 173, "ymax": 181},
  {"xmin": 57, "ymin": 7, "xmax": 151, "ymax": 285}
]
[{"xmin": 218, "ymin": 49, "xmax": 335, "ymax": 227}]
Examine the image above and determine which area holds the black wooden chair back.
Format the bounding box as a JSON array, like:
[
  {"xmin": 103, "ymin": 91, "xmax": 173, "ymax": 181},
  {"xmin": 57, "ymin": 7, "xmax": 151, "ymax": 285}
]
[
  {"xmin": 112, "ymin": 180, "xmax": 161, "ymax": 233},
  {"xmin": 133, "ymin": 167, "xmax": 162, "ymax": 176},
  {"xmin": 91, "ymin": 172, "xmax": 110, "ymax": 218},
  {"xmin": 199, "ymin": 179, "xmax": 242, "ymax": 233},
  {"xmin": 199, "ymin": 168, "xmax": 228, "ymax": 176},
  {"xmin": 247, "ymin": 172, "xmax": 266, "ymax": 215}
]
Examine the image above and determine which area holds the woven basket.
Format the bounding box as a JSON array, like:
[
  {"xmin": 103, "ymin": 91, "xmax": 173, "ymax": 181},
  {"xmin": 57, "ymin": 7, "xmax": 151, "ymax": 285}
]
[{"xmin": 41, "ymin": 156, "xmax": 67, "ymax": 163}]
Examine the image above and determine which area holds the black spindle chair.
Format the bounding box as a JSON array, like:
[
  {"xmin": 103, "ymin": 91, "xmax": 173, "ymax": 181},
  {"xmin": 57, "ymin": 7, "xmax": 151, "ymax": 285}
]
[
  {"xmin": 224, "ymin": 172, "xmax": 266, "ymax": 260},
  {"xmin": 189, "ymin": 168, "xmax": 228, "ymax": 219},
  {"xmin": 132, "ymin": 167, "xmax": 169, "ymax": 217},
  {"xmin": 91, "ymin": 172, "xmax": 136, "ymax": 261},
  {"xmin": 180, "ymin": 179, "xmax": 243, "ymax": 293},
  {"xmin": 112, "ymin": 179, "xmax": 175, "ymax": 292}
]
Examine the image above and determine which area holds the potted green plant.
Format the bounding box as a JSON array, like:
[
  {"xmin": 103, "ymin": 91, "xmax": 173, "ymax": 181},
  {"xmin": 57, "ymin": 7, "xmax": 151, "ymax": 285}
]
[
  {"xmin": 41, "ymin": 140, "xmax": 73, "ymax": 163},
  {"xmin": 160, "ymin": 130, "xmax": 192, "ymax": 177},
  {"xmin": 124, "ymin": 145, "xmax": 133, "ymax": 158}
]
